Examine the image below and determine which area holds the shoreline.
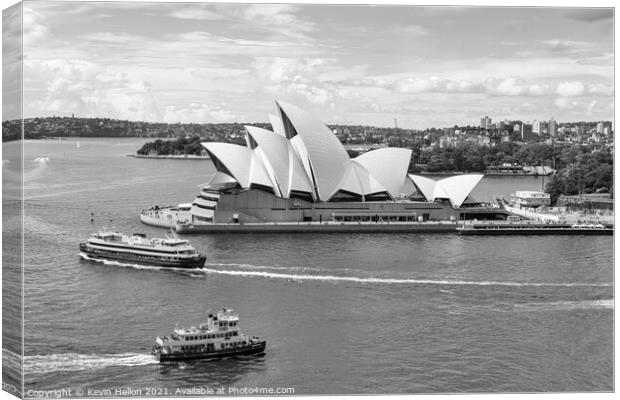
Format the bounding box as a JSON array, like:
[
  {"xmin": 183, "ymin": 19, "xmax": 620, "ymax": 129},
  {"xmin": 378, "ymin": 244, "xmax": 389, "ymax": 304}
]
[{"xmin": 128, "ymin": 154, "xmax": 210, "ymax": 160}]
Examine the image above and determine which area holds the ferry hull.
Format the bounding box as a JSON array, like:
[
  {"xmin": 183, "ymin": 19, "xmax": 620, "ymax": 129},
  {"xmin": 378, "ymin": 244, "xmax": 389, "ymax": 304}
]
[
  {"xmin": 153, "ymin": 341, "xmax": 266, "ymax": 362},
  {"xmin": 79, "ymin": 244, "xmax": 206, "ymax": 269}
]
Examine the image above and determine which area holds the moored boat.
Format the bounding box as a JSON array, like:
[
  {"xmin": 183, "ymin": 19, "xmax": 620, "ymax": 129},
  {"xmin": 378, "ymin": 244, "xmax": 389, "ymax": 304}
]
[
  {"xmin": 79, "ymin": 231, "xmax": 206, "ymax": 268},
  {"xmin": 152, "ymin": 308, "xmax": 266, "ymax": 362}
]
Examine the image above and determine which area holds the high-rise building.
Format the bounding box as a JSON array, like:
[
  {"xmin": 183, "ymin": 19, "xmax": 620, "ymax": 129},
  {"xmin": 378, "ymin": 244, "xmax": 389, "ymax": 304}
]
[
  {"xmin": 480, "ymin": 116, "xmax": 492, "ymax": 130},
  {"xmin": 521, "ymin": 124, "xmax": 530, "ymax": 141},
  {"xmin": 549, "ymin": 118, "xmax": 557, "ymax": 137},
  {"xmin": 597, "ymin": 122, "xmax": 604, "ymax": 134},
  {"xmin": 532, "ymin": 120, "xmax": 542, "ymax": 135}
]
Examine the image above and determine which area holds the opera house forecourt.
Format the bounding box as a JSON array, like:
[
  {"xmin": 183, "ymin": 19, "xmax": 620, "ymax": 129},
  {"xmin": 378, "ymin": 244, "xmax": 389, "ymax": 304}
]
[{"xmin": 140, "ymin": 101, "xmax": 508, "ymax": 233}]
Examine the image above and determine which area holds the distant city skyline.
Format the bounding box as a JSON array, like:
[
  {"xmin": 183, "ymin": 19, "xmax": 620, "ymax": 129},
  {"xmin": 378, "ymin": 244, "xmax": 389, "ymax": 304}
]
[{"xmin": 2, "ymin": 1, "xmax": 614, "ymax": 129}]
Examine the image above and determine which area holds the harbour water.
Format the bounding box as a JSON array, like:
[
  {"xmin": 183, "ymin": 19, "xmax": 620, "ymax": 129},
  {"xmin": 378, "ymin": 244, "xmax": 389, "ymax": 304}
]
[{"xmin": 3, "ymin": 138, "xmax": 613, "ymax": 394}]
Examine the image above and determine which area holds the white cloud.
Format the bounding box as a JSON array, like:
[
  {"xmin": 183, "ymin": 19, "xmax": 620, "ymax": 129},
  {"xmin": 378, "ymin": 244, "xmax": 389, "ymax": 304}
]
[
  {"xmin": 24, "ymin": 59, "xmax": 163, "ymax": 121},
  {"xmin": 485, "ymin": 77, "xmax": 526, "ymax": 96},
  {"xmin": 285, "ymin": 78, "xmax": 333, "ymax": 105},
  {"xmin": 240, "ymin": 4, "xmax": 315, "ymax": 39},
  {"xmin": 587, "ymin": 100, "xmax": 597, "ymax": 115},
  {"xmin": 393, "ymin": 77, "xmax": 482, "ymax": 94},
  {"xmin": 163, "ymin": 104, "xmax": 235, "ymax": 123},
  {"xmin": 23, "ymin": 6, "xmax": 50, "ymax": 46},
  {"xmin": 587, "ymin": 83, "xmax": 612, "ymax": 96},
  {"xmin": 556, "ymin": 81, "xmax": 586, "ymax": 97},
  {"xmin": 252, "ymin": 57, "xmax": 326, "ymax": 83},
  {"xmin": 390, "ymin": 24, "xmax": 430, "ymax": 37},
  {"xmin": 484, "ymin": 77, "xmax": 549, "ymax": 97},
  {"xmin": 169, "ymin": 7, "xmax": 223, "ymax": 20},
  {"xmin": 527, "ymin": 84, "xmax": 550, "ymax": 96},
  {"xmin": 554, "ymin": 97, "xmax": 578, "ymax": 110}
]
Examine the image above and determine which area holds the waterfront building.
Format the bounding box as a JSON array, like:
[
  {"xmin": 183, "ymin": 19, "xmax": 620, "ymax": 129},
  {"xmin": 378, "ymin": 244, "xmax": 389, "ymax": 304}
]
[
  {"xmin": 511, "ymin": 191, "xmax": 551, "ymax": 208},
  {"xmin": 141, "ymin": 101, "xmax": 504, "ymax": 231}
]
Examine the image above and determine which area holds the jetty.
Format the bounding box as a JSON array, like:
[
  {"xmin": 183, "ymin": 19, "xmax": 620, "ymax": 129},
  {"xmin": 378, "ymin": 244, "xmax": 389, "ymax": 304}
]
[{"xmin": 457, "ymin": 221, "xmax": 612, "ymax": 236}]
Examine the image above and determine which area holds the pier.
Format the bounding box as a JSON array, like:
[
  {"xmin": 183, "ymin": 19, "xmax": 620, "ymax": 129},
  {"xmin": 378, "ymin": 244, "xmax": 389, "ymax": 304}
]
[{"xmin": 457, "ymin": 221, "xmax": 613, "ymax": 235}]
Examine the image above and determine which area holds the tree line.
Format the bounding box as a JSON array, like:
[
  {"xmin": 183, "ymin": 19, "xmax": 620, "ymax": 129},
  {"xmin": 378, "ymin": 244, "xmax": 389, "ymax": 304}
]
[{"xmin": 137, "ymin": 136, "xmax": 205, "ymax": 156}]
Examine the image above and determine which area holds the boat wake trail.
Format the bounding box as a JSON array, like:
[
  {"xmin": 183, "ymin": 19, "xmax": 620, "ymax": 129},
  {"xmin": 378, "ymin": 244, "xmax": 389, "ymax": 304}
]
[
  {"xmin": 79, "ymin": 256, "xmax": 613, "ymax": 289},
  {"xmin": 79, "ymin": 253, "xmax": 168, "ymax": 271},
  {"xmin": 513, "ymin": 299, "xmax": 613, "ymax": 312},
  {"xmin": 199, "ymin": 266, "xmax": 612, "ymax": 288},
  {"xmin": 24, "ymin": 353, "xmax": 158, "ymax": 374}
]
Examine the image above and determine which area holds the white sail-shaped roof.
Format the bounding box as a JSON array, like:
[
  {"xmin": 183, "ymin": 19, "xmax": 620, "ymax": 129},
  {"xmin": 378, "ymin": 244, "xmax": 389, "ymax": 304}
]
[
  {"xmin": 268, "ymin": 113, "xmax": 286, "ymax": 137},
  {"xmin": 245, "ymin": 126, "xmax": 291, "ymax": 197},
  {"xmin": 337, "ymin": 162, "xmax": 388, "ymax": 198},
  {"xmin": 408, "ymin": 173, "xmax": 483, "ymax": 208},
  {"xmin": 408, "ymin": 174, "xmax": 437, "ymax": 201},
  {"xmin": 201, "ymin": 142, "xmax": 274, "ymax": 193},
  {"xmin": 434, "ymin": 174, "xmax": 484, "ymax": 208},
  {"xmin": 276, "ymin": 101, "xmax": 350, "ymax": 201},
  {"xmin": 254, "ymin": 146, "xmax": 282, "ymax": 196},
  {"xmin": 202, "ymin": 143, "xmax": 253, "ymax": 187},
  {"xmin": 245, "ymin": 125, "xmax": 314, "ymax": 198},
  {"xmin": 249, "ymin": 150, "xmax": 275, "ymax": 190},
  {"xmin": 354, "ymin": 148, "xmax": 412, "ymax": 198},
  {"xmin": 400, "ymin": 175, "xmax": 417, "ymax": 197},
  {"xmin": 287, "ymin": 143, "xmax": 315, "ymax": 198},
  {"xmin": 206, "ymin": 171, "xmax": 238, "ymax": 189}
]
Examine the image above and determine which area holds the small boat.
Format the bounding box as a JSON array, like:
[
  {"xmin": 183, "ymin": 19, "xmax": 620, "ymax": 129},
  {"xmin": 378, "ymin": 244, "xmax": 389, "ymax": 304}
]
[
  {"xmin": 79, "ymin": 231, "xmax": 206, "ymax": 268},
  {"xmin": 152, "ymin": 308, "xmax": 266, "ymax": 362}
]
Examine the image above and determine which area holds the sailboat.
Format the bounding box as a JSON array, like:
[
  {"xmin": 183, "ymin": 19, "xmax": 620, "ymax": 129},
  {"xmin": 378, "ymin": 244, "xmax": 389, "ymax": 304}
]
[{"xmin": 76, "ymin": 140, "xmax": 80, "ymax": 149}]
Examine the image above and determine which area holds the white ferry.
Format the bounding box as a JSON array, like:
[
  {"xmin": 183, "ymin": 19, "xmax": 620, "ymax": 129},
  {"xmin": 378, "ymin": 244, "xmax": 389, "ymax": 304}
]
[
  {"xmin": 152, "ymin": 308, "xmax": 266, "ymax": 362},
  {"xmin": 79, "ymin": 231, "xmax": 206, "ymax": 268}
]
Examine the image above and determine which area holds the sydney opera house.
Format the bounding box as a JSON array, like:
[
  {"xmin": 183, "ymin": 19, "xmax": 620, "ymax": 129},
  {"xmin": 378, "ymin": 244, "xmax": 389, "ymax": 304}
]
[{"xmin": 141, "ymin": 101, "xmax": 507, "ymax": 232}]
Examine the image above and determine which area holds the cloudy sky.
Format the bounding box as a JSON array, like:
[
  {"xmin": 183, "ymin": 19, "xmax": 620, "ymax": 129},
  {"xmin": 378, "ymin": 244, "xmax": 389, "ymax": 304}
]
[{"xmin": 3, "ymin": 1, "xmax": 614, "ymax": 128}]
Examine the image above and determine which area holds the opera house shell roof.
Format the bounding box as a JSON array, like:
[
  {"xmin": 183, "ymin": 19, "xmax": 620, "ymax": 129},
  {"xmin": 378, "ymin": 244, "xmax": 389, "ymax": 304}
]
[{"xmin": 201, "ymin": 101, "xmax": 481, "ymax": 208}]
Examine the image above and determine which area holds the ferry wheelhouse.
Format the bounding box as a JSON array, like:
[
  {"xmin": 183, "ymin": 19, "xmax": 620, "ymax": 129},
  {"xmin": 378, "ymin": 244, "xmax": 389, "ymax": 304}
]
[
  {"xmin": 79, "ymin": 231, "xmax": 206, "ymax": 268},
  {"xmin": 152, "ymin": 308, "xmax": 266, "ymax": 362}
]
